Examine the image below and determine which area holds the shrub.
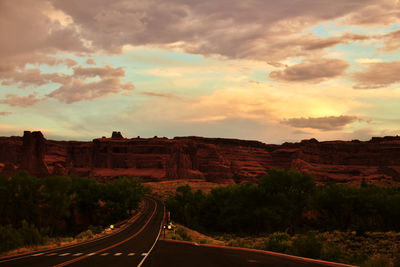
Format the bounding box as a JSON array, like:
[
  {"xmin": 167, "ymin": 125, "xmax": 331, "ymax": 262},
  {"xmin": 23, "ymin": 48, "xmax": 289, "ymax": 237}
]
[
  {"xmin": 19, "ymin": 220, "xmax": 43, "ymax": 246},
  {"xmin": 361, "ymin": 255, "xmax": 392, "ymax": 267},
  {"xmin": 88, "ymin": 225, "xmax": 103, "ymax": 235},
  {"xmin": 227, "ymin": 238, "xmax": 252, "ymax": 248},
  {"xmin": 320, "ymin": 242, "xmax": 345, "ymax": 262},
  {"xmin": 292, "ymin": 232, "xmax": 323, "ymax": 259},
  {"xmin": 175, "ymin": 227, "xmax": 192, "ymax": 241},
  {"xmin": 264, "ymin": 232, "xmax": 291, "ymax": 253},
  {"xmin": 0, "ymin": 225, "xmax": 24, "ymax": 252},
  {"xmin": 75, "ymin": 229, "xmax": 94, "ymax": 240}
]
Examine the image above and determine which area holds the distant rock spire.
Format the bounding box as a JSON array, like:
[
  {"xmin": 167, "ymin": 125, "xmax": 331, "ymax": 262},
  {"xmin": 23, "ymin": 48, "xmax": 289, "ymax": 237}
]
[{"xmin": 111, "ymin": 131, "xmax": 124, "ymax": 139}]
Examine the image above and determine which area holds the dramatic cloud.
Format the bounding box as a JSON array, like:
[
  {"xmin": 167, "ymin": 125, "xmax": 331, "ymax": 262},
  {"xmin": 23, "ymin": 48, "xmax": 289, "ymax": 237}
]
[
  {"xmin": 282, "ymin": 115, "xmax": 359, "ymax": 131},
  {"xmin": 300, "ymin": 33, "xmax": 370, "ymax": 51},
  {"xmin": 1, "ymin": 0, "xmax": 399, "ymax": 142},
  {"xmin": 0, "ymin": 0, "xmax": 91, "ymax": 101},
  {"xmin": 46, "ymin": 65, "xmax": 134, "ymax": 103},
  {"xmin": 343, "ymin": 3, "xmax": 400, "ymax": 26},
  {"xmin": 269, "ymin": 59, "xmax": 349, "ymax": 82},
  {"xmin": 51, "ymin": 0, "xmax": 381, "ymax": 60},
  {"xmin": 1, "ymin": 68, "xmax": 71, "ymax": 88},
  {"xmin": 0, "ymin": 64, "xmax": 133, "ymax": 104},
  {"xmin": 0, "ymin": 0, "xmax": 89, "ymax": 60},
  {"xmin": 47, "ymin": 77, "xmax": 134, "ymax": 104},
  {"xmin": 0, "ymin": 112, "xmax": 11, "ymax": 116},
  {"xmin": 352, "ymin": 61, "xmax": 400, "ymax": 89},
  {"xmin": 0, "ymin": 93, "xmax": 43, "ymax": 107},
  {"xmin": 73, "ymin": 65, "xmax": 125, "ymax": 78}
]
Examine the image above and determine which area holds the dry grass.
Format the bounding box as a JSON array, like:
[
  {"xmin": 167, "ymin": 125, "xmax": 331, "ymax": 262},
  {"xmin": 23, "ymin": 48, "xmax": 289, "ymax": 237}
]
[
  {"xmin": 144, "ymin": 179, "xmax": 223, "ymax": 199},
  {"xmin": 0, "ymin": 233, "xmax": 105, "ymax": 258},
  {"xmin": 162, "ymin": 224, "xmax": 225, "ymax": 246}
]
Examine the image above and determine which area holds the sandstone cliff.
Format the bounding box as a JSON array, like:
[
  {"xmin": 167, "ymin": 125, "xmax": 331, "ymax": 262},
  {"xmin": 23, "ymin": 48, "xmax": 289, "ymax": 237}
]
[{"xmin": 1, "ymin": 131, "xmax": 400, "ymax": 186}]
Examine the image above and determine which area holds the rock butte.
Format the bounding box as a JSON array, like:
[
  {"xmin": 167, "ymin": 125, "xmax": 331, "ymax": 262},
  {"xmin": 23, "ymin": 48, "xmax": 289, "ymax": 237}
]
[{"xmin": 1, "ymin": 131, "xmax": 400, "ymax": 186}]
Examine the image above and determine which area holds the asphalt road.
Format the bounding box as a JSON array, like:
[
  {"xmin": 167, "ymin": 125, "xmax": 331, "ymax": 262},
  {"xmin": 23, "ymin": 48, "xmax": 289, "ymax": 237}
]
[
  {"xmin": 1, "ymin": 197, "xmax": 351, "ymax": 267},
  {"xmin": 143, "ymin": 240, "xmax": 349, "ymax": 267},
  {"xmin": 0, "ymin": 196, "xmax": 165, "ymax": 267}
]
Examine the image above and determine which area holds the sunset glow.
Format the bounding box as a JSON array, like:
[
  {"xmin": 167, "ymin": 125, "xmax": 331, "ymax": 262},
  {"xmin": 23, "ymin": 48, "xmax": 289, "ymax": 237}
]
[{"xmin": 1, "ymin": 0, "xmax": 400, "ymax": 143}]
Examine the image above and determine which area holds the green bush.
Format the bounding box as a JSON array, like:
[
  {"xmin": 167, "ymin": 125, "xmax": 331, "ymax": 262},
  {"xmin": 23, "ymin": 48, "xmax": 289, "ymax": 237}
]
[
  {"xmin": 75, "ymin": 229, "xmax": 94, "ymax": 240},
  {"xmin": 0, "ymin": 225, "xmax": 24, "ymax": 252},
  {"xmin": 264, "ymin": 232, "xmax": 291, "ymax": 253},
  {"xmin": 88, "ymin": 225, "xmax": 103, "ymax": 235},
  {"xmin": 361, "ymin": 255, "xmax": 392, "ymax": 267},
  {"xmin": 19, "ymin": 220, "xmax": 43, "ymax": 246},
  {"xmin": 227, "ymin": 238, "xmax": 253, "ymax": 248},
  {"xmin": 175, "ymin": 227, "xmax": 192, "ymax": 241},
  {"xmin": 292, "ymin": 232, "xmax": 323, "ymax": 259},
  {"xmin": 320, "ymin": 242, "xmax": 345, "ymax": 262}
]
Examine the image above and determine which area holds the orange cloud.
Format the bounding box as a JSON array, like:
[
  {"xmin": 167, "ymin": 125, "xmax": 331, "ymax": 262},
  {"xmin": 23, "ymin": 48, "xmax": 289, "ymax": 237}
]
[
  {"xmin": 352, "ymin": 61, "xmax": 400, "ymax": 89},
  {"xmin": 282, "ymin": 115, "xmax": 359, "ymax": 131},
  {"xmin": 0, "ymin": 93, "xmax": 43, "ymax": 107},
  {"xmin": 269, "ymin": 59, "xmax": 349, "ymax": 82}
]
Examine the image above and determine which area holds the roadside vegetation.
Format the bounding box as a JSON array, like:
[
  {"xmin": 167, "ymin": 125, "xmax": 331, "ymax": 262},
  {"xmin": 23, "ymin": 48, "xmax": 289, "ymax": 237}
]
[
  {"xmin": 0, "ymin": 172, "xmax": 147, "ymax": 253},
  {"xmin": 166, "ymin": 169, "xmax": 400, "ymax": 266}
]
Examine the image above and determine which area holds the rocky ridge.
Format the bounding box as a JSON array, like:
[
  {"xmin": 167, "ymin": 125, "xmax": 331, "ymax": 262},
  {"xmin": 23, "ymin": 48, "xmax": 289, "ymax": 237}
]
[{"xmin": 1, "ymin": 131, "xmax": 400, "ymax": 186}]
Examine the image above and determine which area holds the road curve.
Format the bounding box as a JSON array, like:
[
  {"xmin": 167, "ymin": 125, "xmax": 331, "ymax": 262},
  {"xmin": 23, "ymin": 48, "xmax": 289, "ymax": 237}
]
[{"xmin": 0, "ymin": 196, "xmax": 165, "ymax": 267}]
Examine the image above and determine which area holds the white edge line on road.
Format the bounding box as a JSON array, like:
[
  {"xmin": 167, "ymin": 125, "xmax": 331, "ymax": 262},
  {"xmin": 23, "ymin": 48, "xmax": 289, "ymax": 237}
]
[{"xmin": 137, "ymin": 204, "xmax": 165, "ymax": 267}]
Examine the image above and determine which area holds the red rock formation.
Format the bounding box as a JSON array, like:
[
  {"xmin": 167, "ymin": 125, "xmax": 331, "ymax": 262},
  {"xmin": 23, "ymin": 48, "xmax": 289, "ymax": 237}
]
[
  {"xmin": 111, "ymin": 131, "xmax": 124, "ymax": 139},
  {"xmin": 2, "ymin": 131, "xmax": 400, "ymax": 186},
  {"xmin": 20, "ymin": 131, "xmax": 49, "ymax": 177}
]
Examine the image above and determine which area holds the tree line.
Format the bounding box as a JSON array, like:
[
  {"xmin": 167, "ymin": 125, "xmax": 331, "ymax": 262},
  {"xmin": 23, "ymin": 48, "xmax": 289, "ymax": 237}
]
[
  {"xmin": 166, "ymin": 169, "xmax": 400, "ymax": 235},
  {"xmin": 0, "ymin": 172, "xmax": 146, "ymax": 252}
]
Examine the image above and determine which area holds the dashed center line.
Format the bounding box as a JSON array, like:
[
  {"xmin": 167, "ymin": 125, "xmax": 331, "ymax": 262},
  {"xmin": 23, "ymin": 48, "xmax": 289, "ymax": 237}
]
[
  {"xmin": 73, "ymin": 253, "xmax": 83, "ymax": 256},
  {"xmin": 141, "ymin": 253, "xmax": 148, "ymax": 256},
  {"xmin": 59, "ymin": 253, "xmax": 71, "ymax": 256},
  {"xmin": 88, "ymin": 253, "xmax": 96, "ymax": 256},
  {"xmin": 128, "ymin": 253, "xmax": 135, "ymax": 256},
  {"xmin": 32, "ymin": 253, "xmax": 44, "ymax": 257},
  {"xmin": 114, "ymin": 253, "xmax": 122, "ymax": 256},
  {"xmin": 46, "ymin": 253, "xmax": 58, "ymax": 256},
  {"xmin": 100, "ymin": 253, "xmax": 109, "ymax": 256}
]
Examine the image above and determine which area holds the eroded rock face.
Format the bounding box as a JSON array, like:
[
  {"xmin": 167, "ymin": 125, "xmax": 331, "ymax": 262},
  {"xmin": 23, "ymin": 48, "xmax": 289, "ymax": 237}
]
[
  {"xmin": 20, "ymin": 131, "xmax": 49, "ymax": 177},
  {"xmin": 2, "ymin": 131, "xmax": 400, "ymax": 186}
]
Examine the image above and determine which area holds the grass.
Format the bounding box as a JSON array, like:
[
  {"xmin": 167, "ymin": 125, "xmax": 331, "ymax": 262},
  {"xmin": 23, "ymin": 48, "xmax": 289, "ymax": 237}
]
[{"xmin": 0, "ymin": 231, "xmax": 105, "ymax": 258}]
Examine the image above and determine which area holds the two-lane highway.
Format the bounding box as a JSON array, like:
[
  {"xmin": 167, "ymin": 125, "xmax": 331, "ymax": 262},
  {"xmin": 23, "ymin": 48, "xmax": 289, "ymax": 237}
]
[
  {"xmin": 1, "ymin": 196, "xmax": 354, "ymax": 267},
  {"xmin": 0, "ymin": 197, "xmax": 165, "ymax": 267}
]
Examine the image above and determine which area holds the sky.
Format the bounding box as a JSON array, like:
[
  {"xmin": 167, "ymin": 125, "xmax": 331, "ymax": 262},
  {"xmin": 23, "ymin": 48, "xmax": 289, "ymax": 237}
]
[{"xmin": 1, "ymin": 0, "xmax": 400, "ymax": 144}]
